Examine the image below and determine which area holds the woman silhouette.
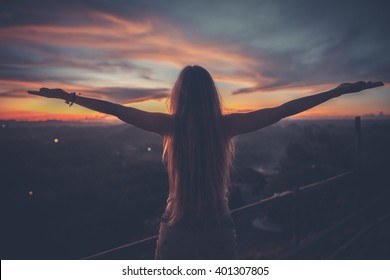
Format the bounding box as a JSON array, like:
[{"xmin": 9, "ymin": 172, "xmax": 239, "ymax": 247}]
[{"xmin": 28, "ymin": 65, "xmax": 383, "ymax": 259}]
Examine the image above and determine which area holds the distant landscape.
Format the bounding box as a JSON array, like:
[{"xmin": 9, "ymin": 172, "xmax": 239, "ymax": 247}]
[{"xmin": 1, "ymin": 117, "xmax": 390, "ymax": 259}]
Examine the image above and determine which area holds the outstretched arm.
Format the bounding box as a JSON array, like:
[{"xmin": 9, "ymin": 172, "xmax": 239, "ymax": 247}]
[
  {"xmin": 224, "ymin": 81, "xmax": 384, "ymax": 137},
  {"xmin": 27, "ymin": 88, "xmax": 170, "ymax": 136}
]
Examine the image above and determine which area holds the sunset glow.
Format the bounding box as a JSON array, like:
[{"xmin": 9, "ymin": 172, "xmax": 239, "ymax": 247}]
[{"xmin": 1, "ymin": 1, "xmax": 389, "ymax": 121}]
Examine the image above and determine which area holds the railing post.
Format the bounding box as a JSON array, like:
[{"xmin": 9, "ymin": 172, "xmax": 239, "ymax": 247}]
[
  {"xmin": 354, "ymin": 116, "xmax": 362, "ymax": 228},
  {"xmin": 355, "ymin": 116, "xmax": 362, "ymax": 171},
  {"xmin": 292, "ymin": 186, "xmax": 301, "ymax": 247},
  {"xmin": 372, "ymin": 217, "xmax": 379, "ymax": 257}
]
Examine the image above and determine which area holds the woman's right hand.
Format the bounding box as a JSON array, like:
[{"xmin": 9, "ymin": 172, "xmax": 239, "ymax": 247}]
[
  {"xmin": 335, "ymin": 81, "xmax": 384, "ymax": 95},
  {"xmin": 27, "ymin": 88, "xmax": 70, "ymax": 100}
]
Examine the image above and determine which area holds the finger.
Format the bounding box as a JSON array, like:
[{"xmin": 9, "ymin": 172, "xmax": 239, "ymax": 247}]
[
  {"xmin": 373, "ymin": 81, "xmax": 384, "ymax": 87},
  {"xmin": 355, "ymin": 81, "xmax": 366, "ymax": 87},
  {"xmin": 367, "ymin": 81, "xmax": 384, "ymax": 88},
  {"xmin": 39, "ymin": 87, "xmax": 50, "ymax": 92}
]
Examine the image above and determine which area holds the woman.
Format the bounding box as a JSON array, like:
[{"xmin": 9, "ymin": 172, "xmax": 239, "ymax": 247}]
[{"xmin": 28, "ymin": 65, "xmax": 383, "ymax": 259}]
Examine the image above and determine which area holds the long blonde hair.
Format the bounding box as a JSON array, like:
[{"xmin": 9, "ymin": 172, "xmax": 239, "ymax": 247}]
[{"xmin": 163, "ymin": 65, "xmax": 235, "ymax": 226}]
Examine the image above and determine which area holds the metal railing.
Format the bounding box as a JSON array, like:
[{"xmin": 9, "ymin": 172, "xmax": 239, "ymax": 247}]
[
  {"xmin": 276, "ymin": 195, "xmax": 390, "ymax": 259},
  {"xmin": 82, "ymin": 170, "xmax": 356, "ymax": 259}
]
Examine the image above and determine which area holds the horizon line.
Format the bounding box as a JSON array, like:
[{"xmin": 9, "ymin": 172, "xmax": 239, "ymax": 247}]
[{"xmin": 2, "ymin": 114, "xmax": 390, "ymax": 125}]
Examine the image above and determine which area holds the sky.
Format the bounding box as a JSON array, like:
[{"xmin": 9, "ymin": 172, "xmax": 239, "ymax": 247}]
[{"xmin": 0, "ymin": 0, "xmax": 389, "ymax": 121}]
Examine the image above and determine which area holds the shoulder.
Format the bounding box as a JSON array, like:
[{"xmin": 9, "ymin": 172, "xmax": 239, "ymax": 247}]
[
  {"xmin": 221, "ymin": 113, "xmax": 245, "ymax": 138},
  {"xmin": 155, "ymin": 113, "xmax": 173, "ymax": 137},
  {"xmin": 222, "ymin": 109, "xmax": 281, "ymax": 137}
]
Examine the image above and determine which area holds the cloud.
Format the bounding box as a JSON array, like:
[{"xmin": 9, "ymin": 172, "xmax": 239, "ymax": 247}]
[
  {"xmin": 0, "ymin": 79, "xmax": 169, "ymax": 104},
  {"xmin": 0, "ymin": 0, "xmax": 389, "ymax": 121},
  {"xmin": 81, "ymin": 87, "xmax": 170, "ymax": 104},
  {"xmin": 229, "ymin": 0, "xmax": 390, "ymax": 93},
  {"xmin": 0, "ymin": 5, "xmax": 257, "ymax": 90},
  {"xmin": 3, "ymin": 0, "xmax": 388, "ymax": 93}
]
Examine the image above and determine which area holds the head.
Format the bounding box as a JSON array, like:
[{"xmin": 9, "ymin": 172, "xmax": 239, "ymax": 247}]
[
  {"xmin": 163, "ymin": 65, "xmax": 235, "ymax": 225},
  {"xmin": 169, "ymin": 65, "xmax": 223, "ymax": 117}
]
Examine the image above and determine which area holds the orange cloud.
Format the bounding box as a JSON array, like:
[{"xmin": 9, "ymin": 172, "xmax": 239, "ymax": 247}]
[{"xmin": 0, "ymin": 10, "xmax": 260, "ymax": 80}]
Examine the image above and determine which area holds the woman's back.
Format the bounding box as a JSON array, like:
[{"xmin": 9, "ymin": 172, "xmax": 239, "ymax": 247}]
[{"xmin": 162, "ymin": 65, "xmax": 235, "ymax": 227}]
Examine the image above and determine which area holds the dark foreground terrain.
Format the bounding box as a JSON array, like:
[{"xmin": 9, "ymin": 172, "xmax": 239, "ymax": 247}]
[{"xmin": 1, "ymin": 117, "xmax": 389, "ymax": 259}]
